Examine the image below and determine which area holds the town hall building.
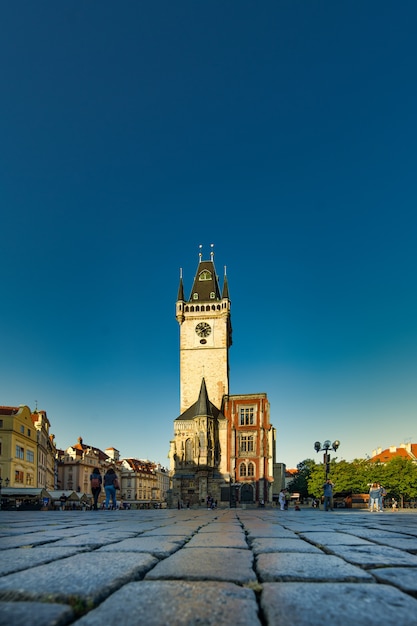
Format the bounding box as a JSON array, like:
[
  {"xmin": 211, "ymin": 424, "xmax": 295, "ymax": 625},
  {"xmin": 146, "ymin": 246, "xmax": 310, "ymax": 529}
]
[{"xmin": 168, "ymin": 247, "xmax": 277, "ymax": 507}]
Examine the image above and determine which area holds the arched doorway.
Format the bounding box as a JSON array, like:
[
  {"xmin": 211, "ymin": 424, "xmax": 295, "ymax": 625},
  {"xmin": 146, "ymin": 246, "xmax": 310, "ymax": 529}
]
[{"xmin": 240, "ymin": 483, "xmax": 254, "ymax": 503}]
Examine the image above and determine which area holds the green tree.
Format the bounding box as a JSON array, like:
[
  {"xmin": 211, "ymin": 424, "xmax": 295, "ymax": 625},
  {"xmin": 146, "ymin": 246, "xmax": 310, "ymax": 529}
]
[
  {"xmin": 382, "ymin": 457, "xmax": 417, "ymax": 504},
  {"xmin": 307, "ymin": 463, "xmax": 328, "ymax": 497},
  {"xmin": 287, "ymin": 458, "xmax": 316, "ymax": 500},
  {"xmin": 307, "ymin": 457, "xmax": 370, "ymax": 497}
]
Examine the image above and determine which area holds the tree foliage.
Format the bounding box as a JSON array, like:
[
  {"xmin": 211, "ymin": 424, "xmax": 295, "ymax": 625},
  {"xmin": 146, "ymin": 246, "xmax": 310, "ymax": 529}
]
[
  {"xmin": 287, "ymin": 458, "xmax": 316, "ymax": 500},
  {"xmin": 304, "ymin": 455, "xmax": 417, "ymax": 502}
]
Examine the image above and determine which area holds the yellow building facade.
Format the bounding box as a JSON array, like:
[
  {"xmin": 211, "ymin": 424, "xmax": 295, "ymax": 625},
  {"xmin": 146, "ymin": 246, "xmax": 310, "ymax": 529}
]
[{"xmin": 0, "ymin": 405, "xmax": 38, "ymax": 488}]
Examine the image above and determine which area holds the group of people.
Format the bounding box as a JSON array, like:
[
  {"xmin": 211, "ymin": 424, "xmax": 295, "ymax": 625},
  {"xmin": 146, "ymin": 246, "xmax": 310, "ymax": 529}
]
[
  {"xmin": 368, "ymin": 482, "xmax": 387, "ymax": 512},
  {"xmin": 90, "ymin": 467, "xmax": 120, "ymax": 510}
]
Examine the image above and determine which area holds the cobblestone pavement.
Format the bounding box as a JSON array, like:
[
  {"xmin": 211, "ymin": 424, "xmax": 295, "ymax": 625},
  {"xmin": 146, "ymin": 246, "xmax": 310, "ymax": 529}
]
[{"xmin": 1, "ymin": 507, "xmax": 417, "ymax": 625}]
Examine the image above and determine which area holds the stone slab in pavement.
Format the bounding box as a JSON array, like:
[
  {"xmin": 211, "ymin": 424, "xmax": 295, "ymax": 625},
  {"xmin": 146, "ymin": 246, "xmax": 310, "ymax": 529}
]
[
  {"xmin": 250, "ymin": 537, "xmax": 323, "ymax": 554},
  {"xmin": 260, "ymin": 582, "xmax": 417, "ymax": 626},
  {"xmin": 0, "ymin": 551, "xmax": 157, "ymax": 605},
  {"xmin": 256, "ymin": 551, "xmax": 374, "ymax": 582},
  {"xmin": 0, "ymin": 546, "xmax": 89, "ymax": 576},
  {"xmin": 74, "ymin": 581, "xmax": 261, "ymax": 626},
  {"xmin": 144, "ymin": 546, "xmax": 256, "ymax": 584},
  {"xmin": 0, "ymin": 601, "xmax": 74, "ymax": 626}
]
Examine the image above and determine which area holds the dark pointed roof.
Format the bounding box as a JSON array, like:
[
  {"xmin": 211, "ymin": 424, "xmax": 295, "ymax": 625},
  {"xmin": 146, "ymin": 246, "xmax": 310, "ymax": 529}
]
[
  {"xmin": 177, "ymin": 274, "xmax": 184, "ymax": 301},
  {"xmin": 222, "ymin": 272, "xmax": 230, "ymax": 299},
  {"xmin": 188, "ymin": 259, "xmax": 221, "ymax": 302},
  {"xmin": 175, "ymin": 377, "xmax": 225, "ymax": 421}
]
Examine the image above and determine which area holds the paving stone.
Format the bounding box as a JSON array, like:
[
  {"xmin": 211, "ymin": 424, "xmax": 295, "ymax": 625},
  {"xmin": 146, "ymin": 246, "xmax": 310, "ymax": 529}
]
[
  {"xmin": 368, "ymin": 537, "xmax": 417, "ymax": 552},
  {"xmin": 0, "ymin": 552, "xmax": 157, "ymax": 604},
  {"xmin": 251, "ymin": 537, "xmax": 323, "ymax": 554},
  {"xmin": 299, "ymin": 531, "xmax": 374, "ymax": 546},
  {"xmin": 198, "ymin": 522, "xmax": 242, "ymax": 532},
  {"xmin": 185, "ymin": 531, "xmax": 248, "ymax": 548},
  {"xmin": 245, "ymin": 526, "xmax": 298, "ymax": 539},
  {"xmin": 74, "ymin": 581, "xmax": 261, "ymax": 626},
  {"xmin": 0, "ymin": 533, "xmax": 65, "ymax": 549},
  {"xmin": 343, "ymin": 528, "xmax": 415, "ymax": 540},
  {"xmin": 326, "ymin": 544, "xmax": 417, "ymax": 567},
  {"xmin": 0, "ymin": 546, "xmax": 90, "ymax": 575},
  {"xmin": 140, "ymin": 525, "xmax": 200, "ymax": 537},
  {"xmin": 0, "ymin": 601, "xmax": 74, "ymax": 626},
  {"xmin": 145, "ymin": 547, "xmax": 256, "ymax": 584},
  {"xmin": 260, "ymin": 582, "xmax": 417, "ymax": 625},
  {"xmin": 256, "ymin": 552, "xmax": 373, "ymax": 582},
  {"xmin": 369, "ymin": 566, "xmax": 417, "ymax": 593},
  {"xmin": 50, "ymin": 531, "xmax": 137, "ymax": 547},
  {"xmin": 98, "ymin": 536, "xmax": 186, "ymax": 557}
]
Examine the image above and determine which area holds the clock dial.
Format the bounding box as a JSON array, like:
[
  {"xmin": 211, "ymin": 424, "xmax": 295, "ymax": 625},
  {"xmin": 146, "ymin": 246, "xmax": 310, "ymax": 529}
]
[{"xmin": 195, "ymin": 322, "xmax": 211, "ymax": 338}]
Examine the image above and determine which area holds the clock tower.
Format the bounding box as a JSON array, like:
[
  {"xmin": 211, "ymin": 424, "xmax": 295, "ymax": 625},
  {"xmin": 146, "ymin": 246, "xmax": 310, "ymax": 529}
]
[
  {"xmin": 169, "ymin": 246, "xmax": 276, "ymax": 509},
  {"xmin": 176, "ymin": 246, "xmax": 232, "ymax": 414}
]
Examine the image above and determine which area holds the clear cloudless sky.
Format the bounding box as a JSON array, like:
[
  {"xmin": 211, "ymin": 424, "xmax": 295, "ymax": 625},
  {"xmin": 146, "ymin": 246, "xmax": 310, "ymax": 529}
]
[{"xmin": 1, "ymin": 1, "xmax": 416, "ymax": 469}]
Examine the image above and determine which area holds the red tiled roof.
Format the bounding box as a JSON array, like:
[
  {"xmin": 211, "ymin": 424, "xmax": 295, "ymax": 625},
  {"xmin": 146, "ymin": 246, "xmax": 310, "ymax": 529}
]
[
  {"xmin": 0, "ymin": 406, "xmax": 19, "ymax": 415},
  {"xmin": 371, "ymin": 444, "xmax": 417, "ymax": 463}
]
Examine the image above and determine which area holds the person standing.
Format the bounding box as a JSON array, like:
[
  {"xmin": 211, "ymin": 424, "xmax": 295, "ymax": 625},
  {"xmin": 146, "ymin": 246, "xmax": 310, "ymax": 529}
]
[
  {"xmin": 59, "ymin": 493, "xmax": 67, "ymax": 511},
  {"xmin": 90, "ymin": 467, "xmax": 102, "ymax": 510},
  {"xmin": 369, "ymin": 482, "xmax": 381, "ymax": 512},
  {"xmin": 278, "ymin": 489, "xmax": 286, "ymax": 511},
  {"xmin": 378, "ymin": 484, "xmax": 386, "ymax": 512},
  {"xmin": 103, "ymin": 468, "xmax": 118, "ymax": 510},
  {"xmin": 323, "ymin": 479, "xmax": 334, "ymax": 511}
]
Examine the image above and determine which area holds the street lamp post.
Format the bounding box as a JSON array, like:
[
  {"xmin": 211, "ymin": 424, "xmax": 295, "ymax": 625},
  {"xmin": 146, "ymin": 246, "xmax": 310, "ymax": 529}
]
[{"xmin": 314, "ymin": 440, "xmax": 340, "ymax": 481}]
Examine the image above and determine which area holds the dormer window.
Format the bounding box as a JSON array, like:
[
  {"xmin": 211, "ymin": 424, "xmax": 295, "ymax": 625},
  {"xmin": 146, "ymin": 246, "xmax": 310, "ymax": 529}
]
[
  {"xmin": 210, "ymin": 292, "xmax": 215, "ymax": 299},
  {"xmin": 199, "ymin": 270, "xmax": 212, "ymax": 281},
  {"xmin": 193, "ymin": 293, "xmax": 198, "ymax": 300}
]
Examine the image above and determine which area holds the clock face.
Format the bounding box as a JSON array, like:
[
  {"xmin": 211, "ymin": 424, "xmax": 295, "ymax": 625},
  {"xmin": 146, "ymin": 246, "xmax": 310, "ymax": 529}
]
[{"xmin": 195, "ymin": 322, "xmax": 211, "ymax": 338}]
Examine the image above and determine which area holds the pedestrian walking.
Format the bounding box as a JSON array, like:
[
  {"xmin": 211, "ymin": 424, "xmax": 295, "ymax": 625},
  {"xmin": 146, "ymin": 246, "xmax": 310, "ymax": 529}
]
[
  {"xmin": 278, "ymin": 489, "xmax": 286, "ymax": 511},
  {"xmin": 103, "ymin": 468, "xmax": 118, "ymax": 510},
  {"xmin": 90, "ymin": 467, "xmax": 102, "ymax": 510}
]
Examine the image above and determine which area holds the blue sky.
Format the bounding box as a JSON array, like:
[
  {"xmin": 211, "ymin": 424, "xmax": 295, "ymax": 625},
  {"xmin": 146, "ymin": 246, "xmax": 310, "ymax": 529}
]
[{"xmin": 1, "ymin": 1, "xmax": 416, "ymax": 469}]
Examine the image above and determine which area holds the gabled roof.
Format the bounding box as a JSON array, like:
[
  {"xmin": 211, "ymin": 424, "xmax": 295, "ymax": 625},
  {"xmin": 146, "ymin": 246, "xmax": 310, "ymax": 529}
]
[{"xmin": 67, "ymin": 437, "xmax": 109, "ymax": 461}]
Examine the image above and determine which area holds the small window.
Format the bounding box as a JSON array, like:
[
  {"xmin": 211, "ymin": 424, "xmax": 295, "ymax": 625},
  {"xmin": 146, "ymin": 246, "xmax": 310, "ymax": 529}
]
[
  {"xmin": 240, "ymin": 407, "xmax": 255, "ymax": 426},
  {"xmin": 15, "ymin": 470, "xmax": 24, "ymax": 483},
  {"xmin": 239, "ymin": 463, "xmax": 247, "ymax": 477},
  {"xmin": 20, "ymin": 425, "xmax": 24, "ymax": 434},
  {"xmin": 27, "ymin": 428, "xmax": 31, "ymax": 437},
  {"xmin": 193, "ymin": 293, "xmax": 198, "ymax": 300},
  {"xmin": 199, "ymin": 270, "xmax": 212, "ymax": 281},
  {"xmin": 240, "ymin": 435, "xmax": 254, "ymax": 453},
  {"xmin": 210, "ymin": 292, "xmax": 215, "ymax": 299},
  {"xmin": 16, "ymin": 445, "xmax": 24, "ymax": 460},
  {"xmin": 0, "ymin": 419, "xmax": 3, "ymax": 427},
  {"xmin": 27, "ymin": 450, "xmax": 34, "ymax": 463},
  {"xmin": 247, "ymin": 463, "xmax": 255, "ymax": 477}
]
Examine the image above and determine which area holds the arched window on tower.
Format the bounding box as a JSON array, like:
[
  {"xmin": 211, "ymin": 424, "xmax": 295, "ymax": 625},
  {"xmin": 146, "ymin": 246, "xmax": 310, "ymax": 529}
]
[
  {"xmin": 239, "ymin": 463, "xmax": 247, "ymax": 477},
  {"xmin": 185, "ymin": 439, "xmax": 193, "ymax": 463},
  {"xmin": 247, "ymin": 462, "xmax": 255, "ymax": 477}
]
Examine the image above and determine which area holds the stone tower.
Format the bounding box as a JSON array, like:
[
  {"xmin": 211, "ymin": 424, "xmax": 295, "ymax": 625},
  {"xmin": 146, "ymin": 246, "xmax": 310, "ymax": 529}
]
[{"xmin": 176, "ymin": 245, "xmax": 232, "ymax": 414}]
